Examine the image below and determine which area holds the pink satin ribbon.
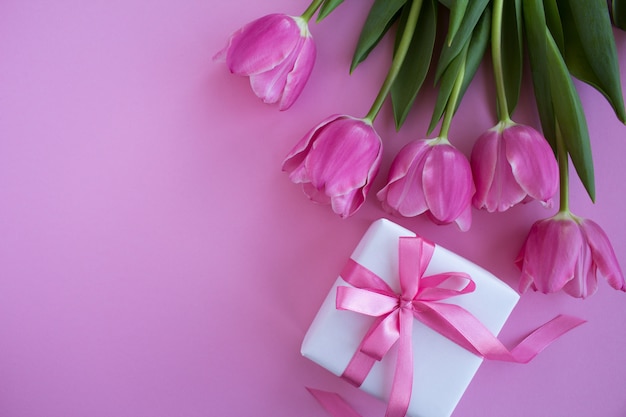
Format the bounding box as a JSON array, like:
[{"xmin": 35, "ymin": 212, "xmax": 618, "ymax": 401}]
[{"xmin": 308, "ymin": 236, "xmax": 585, "ymax": 417}]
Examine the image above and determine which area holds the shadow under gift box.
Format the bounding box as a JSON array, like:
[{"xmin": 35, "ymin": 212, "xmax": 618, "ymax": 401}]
[{"xmin": 301, "ymin": 218, "xmax": 520, "ymax": 417}]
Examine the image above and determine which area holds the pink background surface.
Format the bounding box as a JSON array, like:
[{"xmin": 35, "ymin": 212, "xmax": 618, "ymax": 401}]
[{"xmin": 1, "ymin": 1, "xmax": 625, "ymax": 416}]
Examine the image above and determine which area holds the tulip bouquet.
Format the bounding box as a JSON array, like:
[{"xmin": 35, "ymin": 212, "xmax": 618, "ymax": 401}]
[{"xmin": 216, "ymin": 0, "xmax": 626, "ymax": 299}]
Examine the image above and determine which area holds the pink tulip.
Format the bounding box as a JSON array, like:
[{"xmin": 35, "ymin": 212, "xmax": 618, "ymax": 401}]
[
  {"xmin": 471, "ymin": 122, "xmax": 558, "ymax": 212},
  {"xmin": 376, "ymin": 138, "xmax": 474, "ymax": 231},
  {"xmin": 215, "ymin": 13, "xmax": 315, "ymax": 110},
  {"xmin": 282, "ymin": 115, "xmax": 383, "ymax": 218},
  {"xmin": 516, "ymin": 212, "xmax": 626, "ymax": 298}
]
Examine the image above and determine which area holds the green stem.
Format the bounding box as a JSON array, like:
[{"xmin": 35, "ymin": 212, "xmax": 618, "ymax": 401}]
[
  {"xmin": 300, "ymin": 0, "xmax": 325, "ymax": 22},
  {"xmin": 438, "ymin": 57, "xmax": 466, "ymax": 139},
  {"xmin": 364, "ymin": 0, "xmax": 423, "ymax": 122},
  {"xmin": 555, "ymin": 122, "xmax": 570, "ymax": 213},
  {"xmin": 491, "ymin": 0, "xmax": 511, "ymax": 122}
]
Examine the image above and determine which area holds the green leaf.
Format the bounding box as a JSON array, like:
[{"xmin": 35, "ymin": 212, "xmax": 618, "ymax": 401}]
[
  {"xmin": 391, "ymin": 0, "xmax": 437, "ymax": 129},
  {"xmin": 456, "ymin": 6, "xmax": 491, "ymax": 111},
  {"xmin": 447, "ymin": 0, "xmax": 468, "ymax": 46},
  {"xmin": 427, "ymin": 7, "xmax": 490, "ymax": 133},
  {"xmin": 350, "ymin": 0, "xmax": 407, "ymax": 72},
  {"xmin": 317, "ymin": 0, "xmax": 344, "ymax": 21},
  {"xmin": 543, "ymin": 0, "xmax": 564, "ymax": 51},
  {"xmin": 612, "ymin": 0, "xmax": 626, "ymax": 30},
  {"xmin": 433, "ymin": 0, "xmax": 489, "ymax": 82},
  {"xmin": 438, "ymin": 0, "xmax": 453, "ymax": 8},
  {"xmin": 558, "ymin": 0, "xmax": 626, "ymax": 123},
  {"xmin": 545, "ymin": 31, "xmax": 595, "ymax": 201},
  {"xmin": 428, "ymin": 46, "xmax": 466, "ymax": 134},
  {"xmin": 522, "ymin": 0, "xmax": 557, "ymax": 150},
  {"xmin": 500, "ymin": 0, "xmax": 523, "ymax": 114}
]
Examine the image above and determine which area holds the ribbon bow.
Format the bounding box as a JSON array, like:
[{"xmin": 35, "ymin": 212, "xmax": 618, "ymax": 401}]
[{"xmin": 311, "ymin": 236, "xmax": 585, "ymax": 417}]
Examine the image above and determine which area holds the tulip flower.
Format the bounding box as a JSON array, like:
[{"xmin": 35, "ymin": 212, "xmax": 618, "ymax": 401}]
[
  {"xmin": 516, "ymin": 212, "xmax": 626, "ymax": 298},
  {"xmin": 282, "ymin": 115, "xmax": 383, "ymax": 218},
  {"xmin": 377, "ymin": 138, "xmax": 474, "ymax": 231},
  {"xmin": 214, "ymin": 13, "xmax": 315, "ymax": 110},
  {"xmin": 470, "ymin": 121, "xmax": 558, "ymax": 212}
]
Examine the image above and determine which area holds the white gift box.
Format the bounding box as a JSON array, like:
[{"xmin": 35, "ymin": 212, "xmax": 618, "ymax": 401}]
[{"xmin": 301, "ymin": 218, "xmax": 520, "ymax": 417}]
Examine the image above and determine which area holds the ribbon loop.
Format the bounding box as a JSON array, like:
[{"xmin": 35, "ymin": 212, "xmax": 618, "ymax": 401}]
[
  {"xmin": 417, "ymin": 273, "xmax": 475, "ymax": 301},
  {"xmin": 360, "ymin": 312, "xmax": 400, "ymax": 360},
  {"xmin": 336, "ymin": 286, "xmax": 398, "ymax": 317}
]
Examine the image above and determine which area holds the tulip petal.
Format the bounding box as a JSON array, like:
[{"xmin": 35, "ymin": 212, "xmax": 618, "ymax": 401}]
[
  {"xmin": 331, "ymin": 188, "xmax": 361, "ymax": 218},
  {"xmin": 282, "ymin": 115, "xmax": 343, "ymax": 174},
  {"xmin": 279, "ymin": 36, "xmax": 316, "ymax": 110},
  {"xmin": 580, "ymin": 218, "xmax": 626, "ymax": 291},
  {"xmin": 426, "ymin": 205, "xmax": 472, "ymax": 231},
  {"xmin": 489, "ymin": 133, "xmax": 526, "ymax": 212},
  {"xmin": 422, "ymin": 143, "xmax": 473, "ymax": 223},
  {"xmin": 454, "ymin": 203, "xmax": 473, "ymax": 232},
  {"xmin": 504, "ymin": 125, "xmax": 558, "ymax": 203},
  {"xmin": 385, "ymin": 140, "xmax": 431, "ymax": 183},
  {"xmin": 249, "ymin": 40, "xmax": 301, "ymax": 105},
  {"xmin": 377, "ymin": 141, "xmax": 431, "ymax": 217},
  {"xmin": 249, "ymin": 64, "xmax": 290, "ymax": 105},
  {"xmin": 470, "ymin": 129, "xmax": 498, "ymax": 210},
  {"xmin": 471, "ymin": 127, "xmax": 526, "ymax": 212},
  {"xmin": 301, "ymin": 182, "xmax": 331, "ymax": 205},
  {"xmin": 333, "ymin": 149, "xmax": 381, "ymax": 218},
  {"xmin": 226, "ymin": 14, "xmax": 300, "ymax": 76},
  {"xmin": 518, "ymin": 217, "xmax": 584, "ymax": 294},
  {"xmin": 213, "ymin": 45, "xmax": 228, "ymax": 63},
  {"xmin": 516, "ymin": 240, "xmax": 536, "ymax": 293},
  {"xmin": 561, "ymin": 243, "xmax": 595, "ymax": 298}
]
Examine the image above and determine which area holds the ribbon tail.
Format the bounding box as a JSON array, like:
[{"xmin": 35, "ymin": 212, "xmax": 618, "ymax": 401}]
[
  {"xmin": 341, "ymin": 350, "xmax": 377, "ymax": 387},
  {"xmin": 307, "ymin": 388, "xmax": 363, "ymax": 417},
  {"xmin": 341, "ymin": 315, "xmax": 390, "ymax": 387},
  {"xmin": 509, "ymin": 314, "xmax": 586, "ymax": 363},
  {"xmin": 416, "ymin": 302, "xmax": 510, "ymax": 359},
  {"xmin": 385, "ymin": 308, "xmax": 414, "ymax": 417},
  {"xmin": 418, "ymin": 303, "xmax": 586, "ymax": 363}
]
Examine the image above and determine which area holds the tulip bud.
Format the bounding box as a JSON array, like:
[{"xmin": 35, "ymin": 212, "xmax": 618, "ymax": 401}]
[
  {"xmin": 470, "ymin": 122, "xmax": 558, "ymax": 212},
  {"xmin": 282, "ymin": 115, "xmax": 383, "ymax": 218},
  {"xmin": 377, "ymin": 138, "xmax": 474, "ymax": 231},
  {"xmin": 516, "ymin": 212, "xmax": 626, "ymax": 298},
  {"xmin": 215, "ymin": 14, "xmax": 316, "ymax": 110}
]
